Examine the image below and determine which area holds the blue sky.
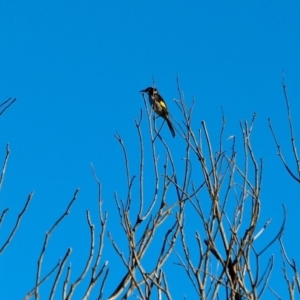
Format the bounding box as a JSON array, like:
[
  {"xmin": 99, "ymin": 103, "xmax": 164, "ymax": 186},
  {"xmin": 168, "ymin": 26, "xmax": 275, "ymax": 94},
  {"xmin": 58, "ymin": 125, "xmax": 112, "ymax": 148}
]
[{"xmin": 0, "ymin": 1, "xmax": 300, "ymax": 299}]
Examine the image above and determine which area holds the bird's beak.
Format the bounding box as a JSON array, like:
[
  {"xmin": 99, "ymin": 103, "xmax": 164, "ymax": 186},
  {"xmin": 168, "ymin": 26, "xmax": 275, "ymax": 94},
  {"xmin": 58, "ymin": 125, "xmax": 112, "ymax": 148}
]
[{"xmin": 140, "ymin": 89, "xmax": 146, "ymax": 93}]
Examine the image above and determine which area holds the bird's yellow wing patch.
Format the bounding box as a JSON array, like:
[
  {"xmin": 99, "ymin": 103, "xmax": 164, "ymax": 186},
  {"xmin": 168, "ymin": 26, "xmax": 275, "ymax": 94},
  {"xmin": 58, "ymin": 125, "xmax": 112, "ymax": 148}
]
[{"xmin": 159, "ymin": 100, "xmax": 167, "ymax": 109}]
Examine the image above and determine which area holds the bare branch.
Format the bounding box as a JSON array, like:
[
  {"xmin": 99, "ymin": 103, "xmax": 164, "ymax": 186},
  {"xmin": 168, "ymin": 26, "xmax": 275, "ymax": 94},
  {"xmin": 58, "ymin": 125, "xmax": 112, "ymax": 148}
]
[
  {"xmin": 268, "ymin": 118, "xmax": 300, "ymax": 183},
  {"xmin": 34, "ymin": 189, "xmax": 79, "ymax": 299},
  {"xmin": 282, "ymin": 74, "xmax": 300, "ymax": 178},
  {"xmin": 63, "ymin": 264, "xmax": 71, "ymax": 299},
  {"xmin": 65, "ymin": 210, "xmax": 95, "ymax": 300},
  {"xmin": 0, "ymin": 143, "xmax": 10, "ymax": 191},
  {"xmin": 0, "ymin": 192, "xmax": 33, "ymax": 254},
  {"xmin": 24, "ymin": 260, "xmax": 61, "ymax": 300},
  {"xmin": 49, "ymin": 248, "xmax": 72, "ymax": 300},
  {"xmin": 0, "ymin": 97, "xmax": 17, "ymax": 116},
  {"xmin": 257, "ymin": 205, "xmax": 286, "ymax": 256},
  {"xmin": 0, "ymin": 208, "xmax": 9, "ymax": 227}
]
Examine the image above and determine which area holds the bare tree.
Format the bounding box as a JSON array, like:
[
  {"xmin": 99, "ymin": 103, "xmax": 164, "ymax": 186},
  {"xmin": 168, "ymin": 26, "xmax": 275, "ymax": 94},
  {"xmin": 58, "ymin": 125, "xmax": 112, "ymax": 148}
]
[
  {"xmin": 0, "ymin": 87, "xmax": 293, "ymax": 299},
  {"xmin": 104, "ymin": 81, "xmax": 285, "ymax": 299}
]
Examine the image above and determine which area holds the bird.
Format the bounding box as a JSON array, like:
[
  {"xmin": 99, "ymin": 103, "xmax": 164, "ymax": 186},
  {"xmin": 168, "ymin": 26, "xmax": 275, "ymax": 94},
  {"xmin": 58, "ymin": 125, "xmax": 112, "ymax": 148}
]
[{"xmin": 140, "ymin": 87, "xmax": 175, "ymax": 137}]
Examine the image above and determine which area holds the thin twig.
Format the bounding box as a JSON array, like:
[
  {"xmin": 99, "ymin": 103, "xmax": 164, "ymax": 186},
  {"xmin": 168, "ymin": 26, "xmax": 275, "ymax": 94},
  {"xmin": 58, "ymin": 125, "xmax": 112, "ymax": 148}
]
[
  {"xmin": 0, "ymin": 192, "xmax": 33, "ymax": 254},
  {"xmin": 49, "ymin": 248, "xmax": 72, "ymax": 300},
  {"xmin": 0, "ymin": 143, "xmax": 10, "ymax": 191},
  {"xmin": 34, "ymin": 189, "xmax": 79, "ymax": 299},
  {"xmin": 282, "ymin": 74, "xmax": 300, "ymax": 178},
  {"xmin": 65, "ymin": 210, "xmax": 95, "ymax": 300},
  {"xmin": 0, "ymin": 97, "xmax": 17, "ymax": 116},
  {"xmin": 63, "ymin": 264, "xmax": 71, "ymax": 299},
  {"xmin": 24, "ymin": 260, "xmax": 61, "ymax": 300}
]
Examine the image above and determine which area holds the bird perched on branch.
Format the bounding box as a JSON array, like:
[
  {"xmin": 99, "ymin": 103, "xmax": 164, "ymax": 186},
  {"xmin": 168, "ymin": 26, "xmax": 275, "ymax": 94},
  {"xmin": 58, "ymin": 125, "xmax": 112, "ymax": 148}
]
[{"xmin": 140, "ymin": 87, "xmax": 175, "ymax": 137}]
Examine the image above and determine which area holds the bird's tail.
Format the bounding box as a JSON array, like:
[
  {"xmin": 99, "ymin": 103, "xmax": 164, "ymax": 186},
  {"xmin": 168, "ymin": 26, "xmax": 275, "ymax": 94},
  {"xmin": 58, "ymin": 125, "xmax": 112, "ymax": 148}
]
[{"xmin": 166, "ymin": 117, "xmax": 176, "ymax": 138}]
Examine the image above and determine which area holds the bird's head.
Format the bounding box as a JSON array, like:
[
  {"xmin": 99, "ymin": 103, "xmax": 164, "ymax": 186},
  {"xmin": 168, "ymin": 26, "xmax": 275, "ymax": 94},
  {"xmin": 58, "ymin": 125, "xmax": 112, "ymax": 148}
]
[{"xmin": 139, "ymin": 87, "xmax": 158, "ymax": 95}]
